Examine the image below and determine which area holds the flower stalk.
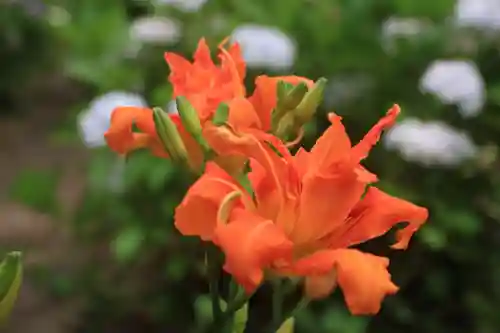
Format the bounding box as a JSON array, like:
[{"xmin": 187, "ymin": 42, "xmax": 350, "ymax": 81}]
[
  {"xmin": 206, "ymin": 245, "xmax": 222, "ymax": 324},
  {"xmin": 272, "ymin": 279, "xmax": 284, "ymax": 330}
]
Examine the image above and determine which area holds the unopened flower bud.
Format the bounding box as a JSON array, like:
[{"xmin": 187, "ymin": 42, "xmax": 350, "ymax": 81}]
[
  {"xmin": 152, "ymin": 107, "xmax": 189, "ymax": 164},
  {"xmin": 272, "ymin": 81, "xmax": 309, "ymax": 131},
  {"xmin": 274, "ymin": 112, "xmax": 296, "ymax": 141},
  {"xmin": 279, "ymin": 81, "xmax": 309, "ymax": 110},
  {"xmin": 176, "ymin": 96, "xmax": 211, "ymax": 154},
  {"xmin": 293, "ymin": 77, "xmax": 327, "ymax": 124}
]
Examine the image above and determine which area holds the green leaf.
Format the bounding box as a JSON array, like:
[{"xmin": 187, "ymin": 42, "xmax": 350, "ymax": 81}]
[
  {"xmin": 487, "ymin": 84, "xmax": 500, "ymax": 107},
  {"xmin": 194, "ymin": 295, "xmax": 213, "ymax": 326},
  {"xmin": 232, "ymin": 301, "xmax": 248, "ymax": 333},
  {"xmin": 150, "ymin": 84, "xmax": 173, "ymax": 108},
  {"xmin": 213, "ymin": 103, "xmax": 230, "ymax": 126},
  {"xmin": 9, "ymin": 169, "xmax": 59, "ymax": 215},
  {"xmin": 417, "ymin": 225, "xmax": 447, "ymax": 250},
  {"xmin": 111, "ymin": 227, "xmax": 144, "ymax": 262},
  {"xmin": 219, "ymin": 299, "xmax": 249, "ymax": 333},
  {"xmin": 0, "ymin": 252, "xmax": 22, "ymax": 324},
  {"xmin": 276, "ymin": 317, "xmax": 295, "ymax": 333},
  {"xmin": 147, "ymin": 161, "xmax": 176, "ymax": 192},
  {"xmin": 164, "ymin": 257, "xmax": 189, "ymax": 282}
]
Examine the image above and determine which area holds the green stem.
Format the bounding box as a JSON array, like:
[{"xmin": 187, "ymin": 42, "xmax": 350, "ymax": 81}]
[
  {"xmin": 266, "ymin": 297, "xmax": 310, "ymax": 333},
  {"xmin": 272, "ymin": 279, "xmax": 284, "ymax": 329},
  {"xmin": 223, "ymin": 280, "xmax": 239, "ymax": 333},
  {"xmin": 205, "ymin": 290, "xmax": 253, "ymax": 333},
  {"xmin": 206, "ymin": 246, "xmax": 222, "ymax": 322},
  {"xmin": 288, "ymin": 297, "xmax": 310, "ymax": 318},
  {"xmin": 229, "ymin": 279, "xmax": 239, "ymax": 301}
]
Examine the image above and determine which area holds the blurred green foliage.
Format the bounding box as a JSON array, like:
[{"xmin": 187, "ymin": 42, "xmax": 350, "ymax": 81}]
[
  {"xmin": 6, "ymin": 0, "xmax": 500, "ymax": 332},
  {"xmin": 0, "ymin": 2, "xmax": 54, "ymax": 112}
]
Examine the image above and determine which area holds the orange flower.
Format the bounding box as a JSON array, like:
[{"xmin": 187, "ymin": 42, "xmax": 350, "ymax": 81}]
[
  {"xmin": 105, "ymin": 38, "xmax": 312, "ymax": 170},
  {"xmin": 165, "ymin": 38, "xmax": 313, "ymax": 131},
  {"xmin": 104, "ymin": 106, "xmax": 170, "ymax": 158},
  {"xmin": 174, "ymin": 105, "xmax": 429, "ymax": 315},
  {"xmin": 104, "ymin": 107, "xmax": 203, "ymax": 167}
]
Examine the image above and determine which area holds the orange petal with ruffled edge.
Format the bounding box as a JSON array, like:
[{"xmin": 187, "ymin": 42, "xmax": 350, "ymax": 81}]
[
  {"xmin": 330, "ymin": 187, "xmax": 429, "ymax": 250},
  {"xmin": 174, "ymin": 162, "xmax": 241, "ymax": 241},
  {"xmin": 292, "ymin": 167, "xmax": 366, "ymax": 245},
  {"xmin": 104, "ymin": 106, "xmax": 168, "ymax": 158},
  {"xmin": 203, "ymin": 124, "xmax": 301, "ymax": 233},
  {"xmin": 217, "ymin": 40, "xmax": 246, "ymax": 98},
  {"xmin": 164, "ymin": 52, "xmax": 192, "ymax": 98},
  {"xmin": 212, "ymin": 207, "xmax": 294, "ymax": 293},
  {"xmin": 205, "ymin": 124, "xmax": 299, "ymax": 200},
  {"xmin": 219, "ymin": 41, "xmax": 246, "ymax": 81},
  {"xmin": 249, "ymin": 75, "xmax": 314, "ymax": 131},
  {"xmin": 193, "ymin": 38, "xmax": 215, "ymax": 69},
  {"xmin": 351, "ymin": 104, "xmax": 400, "ymax": 163},
  {"xmin": 304, "ymin": 113, "xmax": 351, "ymax": 177},
  {"xmin": 203, "ymin": 124, "xmax": 291, "ymax": 176},
  {"xmin": 285, "ymin": 249, "xmax": 399, "ymax": 315},
  {"xmin": 165, "ymin": 38, "xmax": 216, "ymax": 100},
  {"xmin": 290, "ymin": 115, "xmax": 370, "ymax": 244}
]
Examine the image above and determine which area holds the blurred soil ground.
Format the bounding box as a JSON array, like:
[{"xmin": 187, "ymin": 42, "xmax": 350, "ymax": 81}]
[{"xmin": 0, "ymin": 74, "xmax": 88, "ymax": 333}]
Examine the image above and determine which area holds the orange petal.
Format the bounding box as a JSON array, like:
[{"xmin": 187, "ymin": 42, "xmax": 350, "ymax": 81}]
[
  {"xmin": 203, "ymin": 124, "xmax": 291, "ymax": 181},
  {"xmin": 304, "ymin": 269, "xmax": 338, "ymax": 299},
  {"xmin": 292, "ymin": 166, "xmax": 367, "ymax": 245},
  {"xmin": 287, "ymin": 249, "xmax": 399, "ymax": 315},
  {"xmin": 306, "ymin": 113, "xmax": 352, "ymax": 178},
  {"xmin": 104, "ymin": 106, "xmax": 166, "ymax": 156},
  {"xmin": 218, "ymin": 45, "xmax": 246, "ymax": 98},
  {"xmin": 225, "ymin": 42, "xmax": 246, "ymax": 80},
  {"xmin": 164, "ymin": 52, "xmax": 193, "ymax": 99},
  {"xmin": 174, "ymin": 162, "xmax": 240, "ymax": 241},
  {"xmin": 292, "ymin": 148, "xmax": 310, "ymax": 179},
  {"xmin": 290, "ymin": 114, "xmax": 368, "ymax": 244},
  {"xmin": 249, "ymin": 75, "xmax": 314, "ymax": 131},
  {"xmin": 331, "ymin": 187, "xmax": 429, "ymax": 250},
  {"xmin": 212, "ymin": 207, "xmax": 294, "ymax": 293},
  {"xmin": 203, "ymin": 124, "xmax": 301, "ymax": 232},
  {"xmin": 226, "ymin": 97, "xmax": 262, "ymax": 129},
  {"xmin": 193, "ymin": 38, "xmax": 215, "ymax": 69},
  {"xmin": 351, "ymin": 104, "xmax": 400, "ymax": 163}
]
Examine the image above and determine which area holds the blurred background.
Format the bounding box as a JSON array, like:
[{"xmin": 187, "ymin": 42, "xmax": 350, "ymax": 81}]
[{"xmin": 1, "ymin": 0, "xmax": 500, "ymax": 332}]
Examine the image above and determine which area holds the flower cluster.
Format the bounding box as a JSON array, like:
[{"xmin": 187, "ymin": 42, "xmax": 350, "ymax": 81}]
[{"xmin": 104, "ymin": 38, "xmax": 428, "ymax": 322}]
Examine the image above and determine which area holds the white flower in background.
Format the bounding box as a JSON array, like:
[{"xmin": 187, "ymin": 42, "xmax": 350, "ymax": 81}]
[
  {"xmin": 419, "ymin": 60, "xmax": 485, "ymax": 118},
  {"xmin": 455, "ymin": 0, "xmax": 500, "ymax": 30},
  {"xmin": 383, "ymin": 17, "xmax": 426, "ymax": 37},
  {"xmin": 78, "ymin": 91, "xmax": 147, "ymax": 148},
  {"xmin": 166, "ymin": 100, "xmax": 178, "ymax": 114},
  {"xmin": 230, "ymin": 24, "xmax": 296, "ymax": 70},
  {"xmin": 384, "ymin": 118, "xmax": 477, "ymax": 167},
  {"xmin": 381, "ymin": 17, "xmax": 428, "ymax": 52},
  {"xmin": 130, "ymin": 16, "xmax": 181, "ymax": 45},
  {"xmin": 152, "ymin": 0, "xmax": 208, "ymax": 12},
  {"xmin": 46, "ymin": 5, "xmax": 70, "ymax": 27}
]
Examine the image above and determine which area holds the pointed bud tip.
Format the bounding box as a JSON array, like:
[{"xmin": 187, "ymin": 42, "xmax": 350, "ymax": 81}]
[
  {"xmin": 152, "ymin": 107, "xmax": 189, "ymax": 164},
  {"xmin": 175, "ymin": 96, "xmax": 203, "ymax": 136}
]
